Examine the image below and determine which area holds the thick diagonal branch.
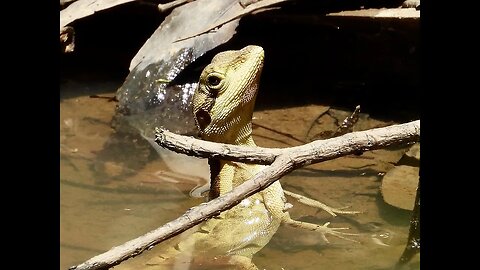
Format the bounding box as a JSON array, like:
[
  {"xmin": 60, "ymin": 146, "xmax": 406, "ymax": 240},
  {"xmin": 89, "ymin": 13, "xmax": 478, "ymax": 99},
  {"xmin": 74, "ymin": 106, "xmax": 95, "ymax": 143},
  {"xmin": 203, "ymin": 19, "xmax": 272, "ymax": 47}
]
[
  {"xmin": 154, "ymin": 120, "xmax": 420, "ymax": 164},
  {"xmin": 70, "ymin": 120, "xmax": 419, "ymax": 270}
]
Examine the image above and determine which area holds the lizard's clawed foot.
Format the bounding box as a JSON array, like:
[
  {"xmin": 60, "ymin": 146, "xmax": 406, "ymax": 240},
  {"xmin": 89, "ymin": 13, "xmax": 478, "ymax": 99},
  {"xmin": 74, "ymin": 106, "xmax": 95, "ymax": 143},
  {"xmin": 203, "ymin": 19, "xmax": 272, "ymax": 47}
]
[
  {"xmin": 284, "ymin": 190, "xmax": 361, "ymax": 217},
  {"xmin": 284, "ymin": 218, "xmax": 360, "ymax": 243}
]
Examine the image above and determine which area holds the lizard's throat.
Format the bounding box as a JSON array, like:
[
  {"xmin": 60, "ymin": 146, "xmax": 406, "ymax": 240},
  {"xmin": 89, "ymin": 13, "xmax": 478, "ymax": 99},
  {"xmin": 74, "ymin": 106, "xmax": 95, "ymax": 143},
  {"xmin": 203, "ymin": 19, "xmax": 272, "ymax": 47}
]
[
  {"xmin": 232, "ymin": 123, "xmax": 255, "ymax": 146},
  {"xmin": 202, "ymin": 117, "xmax": 255, "ymax": 146}
]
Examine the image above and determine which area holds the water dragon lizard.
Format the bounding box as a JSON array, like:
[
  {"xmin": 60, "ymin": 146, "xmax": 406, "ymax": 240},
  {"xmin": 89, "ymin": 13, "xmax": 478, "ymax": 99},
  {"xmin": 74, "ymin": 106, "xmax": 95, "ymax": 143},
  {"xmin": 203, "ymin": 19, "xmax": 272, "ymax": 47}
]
[{"xmin": 146, "ymin": 45, "xmax": 358, "ymax": 269}]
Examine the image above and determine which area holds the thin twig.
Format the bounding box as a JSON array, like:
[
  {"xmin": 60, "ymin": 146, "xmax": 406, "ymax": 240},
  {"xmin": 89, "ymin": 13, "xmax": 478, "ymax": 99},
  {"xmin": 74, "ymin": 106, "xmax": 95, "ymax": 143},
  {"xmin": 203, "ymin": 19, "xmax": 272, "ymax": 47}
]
[
  {"xmin": 305, "ymin": 108, "xmax": 330, "ymax": 141},
  {"xmin": 253, "ymin": 122, "xmax": 306, "ymax": 143},
  {"xmin": 70, "ymin": 120, "xmax": 419, "ymax": 270},
  {"xmin": 334, "ymin": 105, "xmax": 361, "ymax": 136}
]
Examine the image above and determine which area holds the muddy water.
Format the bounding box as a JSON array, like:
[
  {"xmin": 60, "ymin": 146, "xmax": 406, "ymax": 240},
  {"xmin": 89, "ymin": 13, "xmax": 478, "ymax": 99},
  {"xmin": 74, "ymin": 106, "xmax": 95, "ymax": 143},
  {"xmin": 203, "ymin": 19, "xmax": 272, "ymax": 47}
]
[{"xmin": 60, "ymin": 79, "xmax": 419, "ymax": 270}]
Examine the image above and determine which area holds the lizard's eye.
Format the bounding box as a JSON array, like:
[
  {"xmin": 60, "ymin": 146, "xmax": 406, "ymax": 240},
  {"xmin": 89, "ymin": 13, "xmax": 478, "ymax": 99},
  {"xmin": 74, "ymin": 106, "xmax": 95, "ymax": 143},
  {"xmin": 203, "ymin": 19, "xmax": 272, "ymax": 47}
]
[{"xmin": 206, "ymin": 74, "xmax": 224, "ymax": 89}]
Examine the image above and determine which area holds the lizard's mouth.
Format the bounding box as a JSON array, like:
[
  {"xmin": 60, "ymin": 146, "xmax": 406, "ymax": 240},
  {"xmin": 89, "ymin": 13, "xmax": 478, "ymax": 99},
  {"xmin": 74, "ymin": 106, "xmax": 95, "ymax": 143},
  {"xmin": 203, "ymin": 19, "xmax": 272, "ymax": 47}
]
[{"xmin": 195, "ymin": 108, "xmax": 211, "ymax": 131}]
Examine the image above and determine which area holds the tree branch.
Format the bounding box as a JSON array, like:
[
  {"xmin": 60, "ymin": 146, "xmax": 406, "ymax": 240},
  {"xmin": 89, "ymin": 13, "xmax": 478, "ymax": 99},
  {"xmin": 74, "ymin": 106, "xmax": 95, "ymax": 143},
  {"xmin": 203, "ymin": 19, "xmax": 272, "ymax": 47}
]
[
  {"xmin": 70, "ymin": 120, "xmax": 419, "ymax": 270},
  {"xmin": 154, "ymin": 120, "xmax": 420, "ymax": 164}
]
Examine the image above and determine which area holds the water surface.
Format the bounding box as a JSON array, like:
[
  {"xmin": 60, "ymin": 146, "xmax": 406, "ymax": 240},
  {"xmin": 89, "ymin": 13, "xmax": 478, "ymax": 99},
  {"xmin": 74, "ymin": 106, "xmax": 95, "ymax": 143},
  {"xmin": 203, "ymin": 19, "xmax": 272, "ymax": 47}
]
[{"xmin": 60, "ymin": 79, "xmax": 419, "ymax": 270}]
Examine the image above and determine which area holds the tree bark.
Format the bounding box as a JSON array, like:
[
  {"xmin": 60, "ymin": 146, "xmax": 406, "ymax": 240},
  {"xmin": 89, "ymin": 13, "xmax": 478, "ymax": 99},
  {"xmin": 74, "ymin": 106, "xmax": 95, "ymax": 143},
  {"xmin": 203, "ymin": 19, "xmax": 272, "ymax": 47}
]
[
  {"xmin": 60, "ymin": 0, "xmax": 137, "ymax": 30},
  {"xmin": 155, "ymin": 120, "xmax": 420, "ymax": 165}
]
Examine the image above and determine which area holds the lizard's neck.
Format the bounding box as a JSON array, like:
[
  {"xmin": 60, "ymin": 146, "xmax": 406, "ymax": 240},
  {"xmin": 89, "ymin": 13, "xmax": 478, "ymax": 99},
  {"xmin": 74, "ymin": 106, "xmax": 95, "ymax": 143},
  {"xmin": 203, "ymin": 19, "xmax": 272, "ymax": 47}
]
[
  {"xmin": 203, "ymin": 120, "xmax": 256, "ymax": 146},
  {"xmin": 231, "ymin": 121, "xmax": 256, "ymax": 146},
  {"xmin": 201, "ymin": 98, "xmax": 257, "ymax": 146}
]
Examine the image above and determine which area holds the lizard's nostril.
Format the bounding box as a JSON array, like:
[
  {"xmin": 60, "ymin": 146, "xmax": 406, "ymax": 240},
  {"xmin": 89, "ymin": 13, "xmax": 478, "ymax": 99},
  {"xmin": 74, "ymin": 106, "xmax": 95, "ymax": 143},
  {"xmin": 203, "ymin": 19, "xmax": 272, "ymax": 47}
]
[{"xmin": 195, "ymin": 109, "xmax": 211, "ymax": 131}]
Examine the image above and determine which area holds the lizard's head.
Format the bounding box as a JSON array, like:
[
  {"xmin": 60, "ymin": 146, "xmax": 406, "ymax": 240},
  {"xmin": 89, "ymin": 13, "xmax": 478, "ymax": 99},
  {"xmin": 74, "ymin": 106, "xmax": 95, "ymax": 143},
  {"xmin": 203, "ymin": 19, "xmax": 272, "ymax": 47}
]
[{"xmin": 193, "ymin": 45, "xmax": 264, "ymax": 144}]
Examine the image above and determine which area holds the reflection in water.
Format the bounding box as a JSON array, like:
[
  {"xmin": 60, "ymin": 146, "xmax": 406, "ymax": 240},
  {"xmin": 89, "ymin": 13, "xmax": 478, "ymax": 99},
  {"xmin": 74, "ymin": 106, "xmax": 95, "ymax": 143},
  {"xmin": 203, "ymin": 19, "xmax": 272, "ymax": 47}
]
[
  {"xmin": 60, "ymin": 81, "xmax": 419, "ymax": 270},
  {"xmin": 142, "ymin": 192, "xmax": 282, "ymax": 270}
]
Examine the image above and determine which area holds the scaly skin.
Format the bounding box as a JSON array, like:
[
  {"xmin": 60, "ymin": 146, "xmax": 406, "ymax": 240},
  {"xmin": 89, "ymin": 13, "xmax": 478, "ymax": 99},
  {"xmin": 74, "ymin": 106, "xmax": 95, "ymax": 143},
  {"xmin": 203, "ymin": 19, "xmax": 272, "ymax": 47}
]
[
  {"xmin": 147, "ymin": 46, "xmax": 357, "ymax": 269},
  {"xmin": 192, "ymin": 46, "xmax": 285, "ymax": 260}
]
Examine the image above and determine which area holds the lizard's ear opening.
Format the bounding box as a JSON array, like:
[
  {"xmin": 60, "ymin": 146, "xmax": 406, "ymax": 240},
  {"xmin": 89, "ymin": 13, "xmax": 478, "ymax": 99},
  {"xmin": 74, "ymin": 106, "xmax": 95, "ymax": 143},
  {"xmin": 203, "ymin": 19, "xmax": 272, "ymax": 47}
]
[{"xmin": 195, "ymin": 109, "xmax": 211, "ymax": 132}]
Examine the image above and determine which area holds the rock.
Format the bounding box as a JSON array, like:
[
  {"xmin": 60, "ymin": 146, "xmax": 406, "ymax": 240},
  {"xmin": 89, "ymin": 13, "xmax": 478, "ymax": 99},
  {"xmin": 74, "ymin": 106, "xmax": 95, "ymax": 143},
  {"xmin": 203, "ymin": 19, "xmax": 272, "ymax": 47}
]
[
  {"xmin": 405, "ymin": 142, "xmax": 420, "ymax": 160},
  {"xmin": 381, "ymin": 165, "xmax": 419, "ymax": 210}
]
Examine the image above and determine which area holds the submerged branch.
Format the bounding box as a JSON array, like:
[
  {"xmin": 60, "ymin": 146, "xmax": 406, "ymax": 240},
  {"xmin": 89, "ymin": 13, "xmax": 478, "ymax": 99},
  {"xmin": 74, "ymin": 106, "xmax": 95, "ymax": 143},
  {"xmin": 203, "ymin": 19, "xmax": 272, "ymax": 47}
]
[
  {"xmin": 253, "ymin": 121, "xmax": 306, "ymax": 143},
  {"xmin": 70, "ymin": 120, "xmax": 419, "ymax": 270}
]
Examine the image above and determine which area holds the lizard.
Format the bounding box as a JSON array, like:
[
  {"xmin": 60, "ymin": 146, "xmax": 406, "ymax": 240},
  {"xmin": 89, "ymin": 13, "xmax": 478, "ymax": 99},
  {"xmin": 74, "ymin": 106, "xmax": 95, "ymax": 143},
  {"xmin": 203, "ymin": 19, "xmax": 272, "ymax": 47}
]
[{"xmin": 146, "ymin": 45, "xmax": 358, "ymax": 270}]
